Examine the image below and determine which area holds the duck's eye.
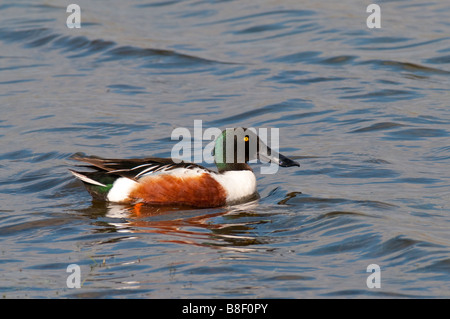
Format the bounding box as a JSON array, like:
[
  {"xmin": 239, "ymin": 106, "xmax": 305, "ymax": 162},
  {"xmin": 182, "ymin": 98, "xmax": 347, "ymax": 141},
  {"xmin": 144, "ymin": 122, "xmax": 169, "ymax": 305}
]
[{"xmin": 244, "ymin": 136, "xmax": 249, "ymax": 142}]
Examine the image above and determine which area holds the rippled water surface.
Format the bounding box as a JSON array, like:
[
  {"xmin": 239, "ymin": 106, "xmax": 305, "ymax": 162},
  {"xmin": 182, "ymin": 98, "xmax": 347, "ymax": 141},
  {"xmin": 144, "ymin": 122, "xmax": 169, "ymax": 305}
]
[{"xmin": 1, "ymin": 0, "xmax": 450, "ymax": 298}]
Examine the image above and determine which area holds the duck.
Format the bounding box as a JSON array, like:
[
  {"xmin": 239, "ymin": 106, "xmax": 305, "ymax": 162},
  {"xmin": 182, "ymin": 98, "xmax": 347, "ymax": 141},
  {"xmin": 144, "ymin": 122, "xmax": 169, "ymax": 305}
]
[{"xmin": 70, "ymin": 128, "xmax": 300, "ymax": 208}]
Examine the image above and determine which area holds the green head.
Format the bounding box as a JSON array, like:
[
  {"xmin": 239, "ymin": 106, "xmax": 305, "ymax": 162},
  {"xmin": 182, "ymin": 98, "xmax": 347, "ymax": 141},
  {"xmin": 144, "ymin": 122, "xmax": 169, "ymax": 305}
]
[{"xmin": 213, "ymin": 127, "xmax": 300, "ymax": 173}]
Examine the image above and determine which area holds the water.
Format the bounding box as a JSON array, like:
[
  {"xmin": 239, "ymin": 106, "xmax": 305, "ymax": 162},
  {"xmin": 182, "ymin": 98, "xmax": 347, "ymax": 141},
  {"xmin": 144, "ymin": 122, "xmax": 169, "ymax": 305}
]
[{"xmin": 0, "ymin": 0, "xmax": 449, "ymax": 298}]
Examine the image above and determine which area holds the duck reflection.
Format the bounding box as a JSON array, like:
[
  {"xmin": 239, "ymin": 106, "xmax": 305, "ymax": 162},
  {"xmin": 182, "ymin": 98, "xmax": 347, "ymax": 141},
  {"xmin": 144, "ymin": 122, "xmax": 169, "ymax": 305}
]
[{"xmin": 82, "ymin": 200, "xmax": 270, "ymax": 251}]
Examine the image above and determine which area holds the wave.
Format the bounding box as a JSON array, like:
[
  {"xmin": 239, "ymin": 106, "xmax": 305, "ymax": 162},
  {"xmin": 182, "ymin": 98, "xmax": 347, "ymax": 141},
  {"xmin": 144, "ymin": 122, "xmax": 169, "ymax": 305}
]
[{"xmin": 0, "ymin": 27, "xmax": 231, "ymax": 69}]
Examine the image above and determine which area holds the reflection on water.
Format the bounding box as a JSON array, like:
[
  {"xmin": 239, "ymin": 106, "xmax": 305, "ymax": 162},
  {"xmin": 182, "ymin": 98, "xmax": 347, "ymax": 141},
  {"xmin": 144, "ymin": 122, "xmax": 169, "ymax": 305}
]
[
  {"xmin": 0, "ymin": 0, "xmax": 450, "ymax": 298},
  {"xmin": 81, "ymin": 200, "xmax": 268, "ymax": 252}
]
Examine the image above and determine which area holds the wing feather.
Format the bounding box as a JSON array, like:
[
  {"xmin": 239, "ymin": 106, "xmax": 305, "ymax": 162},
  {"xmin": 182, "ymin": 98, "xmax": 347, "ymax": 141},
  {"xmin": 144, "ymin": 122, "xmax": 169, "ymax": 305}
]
[{"xmin": 70, "ymin": 153, "xmax": 213, "ymax": 180}]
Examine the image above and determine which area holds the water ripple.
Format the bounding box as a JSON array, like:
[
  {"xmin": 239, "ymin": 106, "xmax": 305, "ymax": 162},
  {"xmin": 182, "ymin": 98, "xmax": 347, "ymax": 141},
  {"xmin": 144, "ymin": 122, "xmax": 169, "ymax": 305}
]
[
  {"xmin": 0, "ymin": 27, "xmax": 231, "ymax": 69},
  {"xmin": 1, "ymin": 0, "xmax": 450, "ymax": 299},
  {"xmin": 349, "ymin": 122, "xmax": 407, "ymax": 133},
  {"xmin": 358, "ymin": 59, "xmax": 450, "ymax": 76}
]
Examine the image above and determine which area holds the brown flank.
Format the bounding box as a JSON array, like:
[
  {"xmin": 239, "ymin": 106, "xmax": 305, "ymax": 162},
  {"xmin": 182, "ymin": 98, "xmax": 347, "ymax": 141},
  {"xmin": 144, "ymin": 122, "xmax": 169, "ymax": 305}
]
[{"xmin": 129, "ymin": 173, "xmax": 227, "ymax": 208}]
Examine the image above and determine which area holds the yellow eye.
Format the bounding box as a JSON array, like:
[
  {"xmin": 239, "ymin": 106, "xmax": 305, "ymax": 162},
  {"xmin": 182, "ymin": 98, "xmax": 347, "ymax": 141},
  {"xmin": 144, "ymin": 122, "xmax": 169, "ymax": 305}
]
[{"xmin": 244, "ymin": 136, "xmax": 249, "ymax": 142}]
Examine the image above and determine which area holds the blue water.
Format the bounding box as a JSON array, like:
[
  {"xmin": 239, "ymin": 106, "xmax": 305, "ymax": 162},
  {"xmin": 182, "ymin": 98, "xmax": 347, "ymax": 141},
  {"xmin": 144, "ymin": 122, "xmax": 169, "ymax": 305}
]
[{"xmin": 0, "ymin": 0, "xmax": 449, "ymax": 298}]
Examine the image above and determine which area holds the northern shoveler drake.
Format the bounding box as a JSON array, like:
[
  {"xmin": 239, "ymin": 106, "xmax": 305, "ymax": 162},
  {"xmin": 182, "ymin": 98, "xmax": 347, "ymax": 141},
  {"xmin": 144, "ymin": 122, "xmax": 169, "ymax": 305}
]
[{"xmin": 70, "ymin": 128, "xmax": 300, "ymax": 208}]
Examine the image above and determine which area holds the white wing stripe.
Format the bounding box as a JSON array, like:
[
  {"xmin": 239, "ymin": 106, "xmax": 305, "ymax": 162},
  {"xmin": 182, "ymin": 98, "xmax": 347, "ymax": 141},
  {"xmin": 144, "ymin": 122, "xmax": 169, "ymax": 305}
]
[
  {"xmin": 70, "ymin": 170, "xmax": 107, "ymax": 187},
  {"xmin": 135, "ymin": 167, "xmax": 156, "ymax": 178}
]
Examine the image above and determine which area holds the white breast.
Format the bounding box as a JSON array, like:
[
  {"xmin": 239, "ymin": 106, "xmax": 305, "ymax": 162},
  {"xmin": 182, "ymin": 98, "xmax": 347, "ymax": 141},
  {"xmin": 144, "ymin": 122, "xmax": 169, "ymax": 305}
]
[
  {"xmin": 107, "ymin": 177, "xmax": 139, "ymax": 202},
  {"xmin": 211, "ymin": 170, "xmax": 257, "ymax": 204}
]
